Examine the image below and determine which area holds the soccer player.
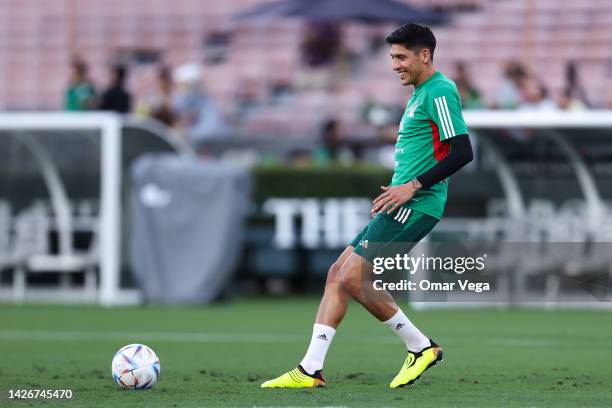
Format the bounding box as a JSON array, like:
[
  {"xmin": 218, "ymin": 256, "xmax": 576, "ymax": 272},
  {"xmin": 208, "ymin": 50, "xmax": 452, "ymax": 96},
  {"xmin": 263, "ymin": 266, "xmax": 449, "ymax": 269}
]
[{"xmin": 261, "ymin": 23, "xmax": 473, "ymax": 389}]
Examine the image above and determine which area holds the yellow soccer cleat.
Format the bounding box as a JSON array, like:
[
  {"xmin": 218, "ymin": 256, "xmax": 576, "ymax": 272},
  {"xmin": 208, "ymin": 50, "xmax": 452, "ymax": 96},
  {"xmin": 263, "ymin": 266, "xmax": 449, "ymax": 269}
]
[
  {"xmin": 390, "ymin": 339, "xmax": 443, "ymax": 389},
  {"xmin": 261, "ymin": 365, "xmax": 326, "ymax": 388}
]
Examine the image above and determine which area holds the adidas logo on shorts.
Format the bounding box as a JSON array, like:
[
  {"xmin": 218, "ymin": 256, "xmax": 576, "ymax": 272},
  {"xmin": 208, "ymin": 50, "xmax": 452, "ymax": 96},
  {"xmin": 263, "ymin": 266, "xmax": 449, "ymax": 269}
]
[{"xmin": 393, "ymin": 208, "xmax": 412, "ymax": 224}]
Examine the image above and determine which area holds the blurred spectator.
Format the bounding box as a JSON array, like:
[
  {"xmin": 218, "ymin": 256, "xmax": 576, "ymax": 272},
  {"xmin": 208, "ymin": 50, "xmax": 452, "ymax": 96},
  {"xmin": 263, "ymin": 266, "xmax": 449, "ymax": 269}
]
[
  {"xmin": 148, "ymin": 66, "xmax": 177, "ymax": 126},
  {"xmin": 561, "ymin": 61, "xmax": 590, "ymax": 109},
  {"xmin": 313, "ymin": 119, "xmax": 343, "ymax": 164},
  {"xmin": 493, "ymin": 61, "xmax": 527, "ymax": 109},
  {"xmin": 518, "ymin": 78, "xmax": 558, "ymax": 111},
  {"xmin": 454, "ymin": 62, "xmax": 483, "ymax": 109},
  {"xmin": 558, "ymin": 88, "xmax": 587, "ymax": 111},
  {"xmin": 64, "ymin": 58, "xmax": 96, "ymax": 111},
  {"xmin": 99, "ymin": 65, "xmax": 132, "ymax": 113},
  {"xmin": 297, "ymin": 22, "xmax": 342, "ymax": 90},
  {"xmin": 235, "ymin": 77, "xmax": 262, "ymax": 116},
  {"xmin": 269, "ymin": 79, "xmax": 294, "ymax": 105},
  {"xmin": 172, "ymin": 62, "xmax": 229, "ymax": 143},
  {"xmin": 135, "ymin": 66, "xmax": 176, "ymax": 126},
  {"xmin": 301, "ymin": 22, "xmax": 341, "ymax": 68},
  {"xmin": 321, "ymin": 119, "xmax": 342, "ymax": 160}
]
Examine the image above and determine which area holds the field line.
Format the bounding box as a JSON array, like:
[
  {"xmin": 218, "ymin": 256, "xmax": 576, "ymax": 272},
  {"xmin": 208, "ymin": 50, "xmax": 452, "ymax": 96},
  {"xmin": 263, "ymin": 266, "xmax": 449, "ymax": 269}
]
[{"xmin": 0, "ymin": 330, "xmax": 554, "ymax": 347}]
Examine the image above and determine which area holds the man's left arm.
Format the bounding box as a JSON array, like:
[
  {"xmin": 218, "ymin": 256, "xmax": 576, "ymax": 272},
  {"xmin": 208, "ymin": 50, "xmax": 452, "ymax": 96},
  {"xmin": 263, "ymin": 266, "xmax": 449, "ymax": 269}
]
[{"xmin": 415, "ymin": 134, "xmax": 473, "ymax": 188}]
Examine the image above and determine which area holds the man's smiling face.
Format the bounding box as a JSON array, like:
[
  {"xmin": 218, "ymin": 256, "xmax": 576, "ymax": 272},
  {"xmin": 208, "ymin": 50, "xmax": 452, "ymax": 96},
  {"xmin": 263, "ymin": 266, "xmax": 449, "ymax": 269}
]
[{"xmin": 390, "ymin": 43, "xmax": 425, "ymax": 86}]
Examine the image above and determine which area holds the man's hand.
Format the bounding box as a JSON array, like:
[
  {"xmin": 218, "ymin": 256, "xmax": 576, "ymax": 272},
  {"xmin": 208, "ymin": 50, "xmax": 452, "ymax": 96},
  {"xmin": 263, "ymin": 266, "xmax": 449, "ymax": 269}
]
[{"xmin": 371, "ymin": 179, "xmax": 422, "ymax": 217}]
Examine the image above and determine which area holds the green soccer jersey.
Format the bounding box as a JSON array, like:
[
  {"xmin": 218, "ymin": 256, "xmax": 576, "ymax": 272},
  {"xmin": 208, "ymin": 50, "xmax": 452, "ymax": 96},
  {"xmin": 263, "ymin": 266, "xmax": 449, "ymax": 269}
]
[{"xmin": 391, "ymin": 70, "xmax": 468, "ymax": 220}]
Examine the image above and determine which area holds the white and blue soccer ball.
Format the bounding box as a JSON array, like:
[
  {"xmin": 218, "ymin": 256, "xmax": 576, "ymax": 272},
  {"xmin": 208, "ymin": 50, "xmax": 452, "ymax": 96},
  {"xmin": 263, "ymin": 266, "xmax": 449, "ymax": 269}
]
[{"xmin": 111, "ymin": 344, "xmax": 160, "ymax": 390}]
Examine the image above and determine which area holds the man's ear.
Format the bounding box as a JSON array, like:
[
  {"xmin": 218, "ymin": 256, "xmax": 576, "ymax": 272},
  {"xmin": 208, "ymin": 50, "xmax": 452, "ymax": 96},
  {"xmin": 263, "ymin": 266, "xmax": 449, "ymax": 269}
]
[{"xmin": 422, "ymin": 48, "xmax": 431, "ymax": 64}]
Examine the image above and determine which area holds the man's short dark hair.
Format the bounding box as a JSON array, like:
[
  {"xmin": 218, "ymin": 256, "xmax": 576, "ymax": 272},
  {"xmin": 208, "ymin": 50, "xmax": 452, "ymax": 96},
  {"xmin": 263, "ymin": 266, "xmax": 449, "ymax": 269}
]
[{"xmin": 385, "ymin": 23, "xmax": 436, "ymax": 61}]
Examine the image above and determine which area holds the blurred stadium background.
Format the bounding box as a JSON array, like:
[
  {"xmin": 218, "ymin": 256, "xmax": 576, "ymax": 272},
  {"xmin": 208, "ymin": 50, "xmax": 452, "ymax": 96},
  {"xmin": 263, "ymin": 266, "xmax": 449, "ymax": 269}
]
[{"xmin": 0, "ymin": 0, "xmax": 611, "ymax": 306}]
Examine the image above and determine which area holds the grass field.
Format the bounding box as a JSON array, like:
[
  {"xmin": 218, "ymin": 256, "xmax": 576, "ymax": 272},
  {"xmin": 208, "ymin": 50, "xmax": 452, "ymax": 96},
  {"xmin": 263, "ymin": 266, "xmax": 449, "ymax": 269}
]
[{"xmin": 1, "ymin": 298, "xmax": 611, "ymax": 407}]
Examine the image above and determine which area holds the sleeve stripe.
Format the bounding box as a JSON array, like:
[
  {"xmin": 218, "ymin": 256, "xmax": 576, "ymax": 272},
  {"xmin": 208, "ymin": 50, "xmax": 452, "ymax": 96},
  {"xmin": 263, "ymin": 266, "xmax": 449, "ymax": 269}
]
[
  {"xmin": 433, "ymin": 97, "xmax": 448, "ymax": 138},
  {"xmin": 441, "ymin": 96, "xmax": 456, "ymax": 137},
  {"xmin": 434, "ymin": 97, "xmax": 452, "ymax": 139}
]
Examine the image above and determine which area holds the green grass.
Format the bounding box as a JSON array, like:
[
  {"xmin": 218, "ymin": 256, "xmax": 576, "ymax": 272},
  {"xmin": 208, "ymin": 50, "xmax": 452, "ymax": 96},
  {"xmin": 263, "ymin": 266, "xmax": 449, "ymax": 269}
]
[{"xmin": 1, "ymin": 298, "xmax": 611, "ymax": 407}]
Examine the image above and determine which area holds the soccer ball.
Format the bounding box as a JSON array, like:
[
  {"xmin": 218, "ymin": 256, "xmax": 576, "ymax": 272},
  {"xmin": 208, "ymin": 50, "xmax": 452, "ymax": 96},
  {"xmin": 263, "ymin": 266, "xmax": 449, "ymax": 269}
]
[{"xmin": 111, "ymin": 344, "xmax": 160, "ymax": 389}]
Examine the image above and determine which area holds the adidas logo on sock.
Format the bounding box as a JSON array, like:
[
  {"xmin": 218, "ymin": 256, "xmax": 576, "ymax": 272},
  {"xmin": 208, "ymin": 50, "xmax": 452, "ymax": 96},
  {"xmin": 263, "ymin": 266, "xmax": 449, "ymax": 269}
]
[
  {"xmin": 316, "ymin": 334, "xmax": 328, "ymax": 341},
  {"xmin": 395, "ymin": 323, "xmax": 405, "ymax": 331}
]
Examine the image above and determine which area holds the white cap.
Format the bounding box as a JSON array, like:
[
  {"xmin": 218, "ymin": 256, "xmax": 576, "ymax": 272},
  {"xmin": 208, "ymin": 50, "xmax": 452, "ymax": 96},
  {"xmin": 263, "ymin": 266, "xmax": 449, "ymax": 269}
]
[{"xmin": 173, "ymin": 62, "xmax": 202, "ymax": 84}]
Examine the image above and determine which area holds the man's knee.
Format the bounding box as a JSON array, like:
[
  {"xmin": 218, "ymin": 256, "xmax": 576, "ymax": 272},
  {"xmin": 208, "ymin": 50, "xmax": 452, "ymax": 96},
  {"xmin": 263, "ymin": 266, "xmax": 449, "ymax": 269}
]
[
  {"xmin": 325, "ymin": 246, "xmax": 354, "ymax": 284},
  {"xmin": 339, "ymin": 257, "xmax": 362, "ymax": 297},
  {"xmin": 325, "ymin": 260, "xmax": 343, "ymax": 284}
]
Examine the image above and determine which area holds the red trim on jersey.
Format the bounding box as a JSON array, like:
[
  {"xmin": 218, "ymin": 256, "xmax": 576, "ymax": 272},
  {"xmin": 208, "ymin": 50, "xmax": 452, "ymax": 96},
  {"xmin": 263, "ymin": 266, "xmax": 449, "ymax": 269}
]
[{"xmin": 431, "ymin": 121, "xmax": 449, "ymax": 161}]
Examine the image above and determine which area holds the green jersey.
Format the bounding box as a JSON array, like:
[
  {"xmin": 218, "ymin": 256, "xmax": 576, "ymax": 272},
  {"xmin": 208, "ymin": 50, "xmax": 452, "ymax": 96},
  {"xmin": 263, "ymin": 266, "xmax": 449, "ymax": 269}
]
[
  {"xmin": 391, "ymin": 71, "xmax": 468, "ymax": 219},
  {"xmin": 64, "ymin": 81, "xmax": 96, "ymax": 111}
]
